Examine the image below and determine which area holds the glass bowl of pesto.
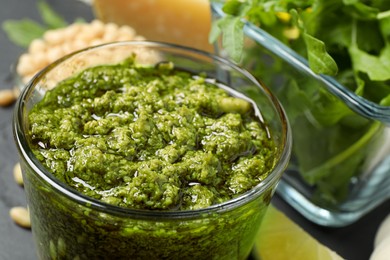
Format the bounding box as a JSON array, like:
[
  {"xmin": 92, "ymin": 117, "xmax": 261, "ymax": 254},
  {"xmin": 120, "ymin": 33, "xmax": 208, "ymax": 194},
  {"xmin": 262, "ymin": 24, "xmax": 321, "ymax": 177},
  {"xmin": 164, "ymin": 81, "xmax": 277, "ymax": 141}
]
[
  {"xmin": 211, "ymin": 1, "xmax": 390, "ymax": 227},
  {"xmin": 13, "ymin": 41, "xmax": 291, "ymax": 260}
]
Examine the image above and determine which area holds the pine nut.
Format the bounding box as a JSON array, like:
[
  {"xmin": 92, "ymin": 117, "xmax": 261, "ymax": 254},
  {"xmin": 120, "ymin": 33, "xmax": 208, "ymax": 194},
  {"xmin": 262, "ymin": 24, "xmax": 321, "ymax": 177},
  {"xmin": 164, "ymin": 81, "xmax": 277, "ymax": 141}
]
[
  {"xmin": 16, "ymin": 20, "xmax": 145, "ymax": 83},
  {"xmin": 13, "ymin": 162, "xmax": 24, "ymax": 186},
  {"xmin": 28, "ymin": 38, "xmax": 46, "ymax": 53},
  {"xmin": 9, "ymin": 206, "xmax": 31, "ymax": 228},
  {"xmin": 0, "ymin": 89, "xmax": 17, "ymax": 107}
]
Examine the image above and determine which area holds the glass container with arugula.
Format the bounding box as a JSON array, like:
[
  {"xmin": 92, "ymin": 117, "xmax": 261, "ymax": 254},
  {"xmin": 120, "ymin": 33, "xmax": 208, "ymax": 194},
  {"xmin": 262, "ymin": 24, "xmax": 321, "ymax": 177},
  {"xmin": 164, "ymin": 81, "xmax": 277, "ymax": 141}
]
[{"xmin": 210, "ymin": 0, "xmax": 390, "ymax": 227}]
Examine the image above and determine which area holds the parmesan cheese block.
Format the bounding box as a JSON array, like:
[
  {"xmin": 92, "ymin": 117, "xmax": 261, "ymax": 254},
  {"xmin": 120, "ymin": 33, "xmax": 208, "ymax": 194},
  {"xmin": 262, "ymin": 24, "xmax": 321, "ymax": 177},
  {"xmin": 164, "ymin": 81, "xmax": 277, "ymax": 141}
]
[{"xmin": 92, "ymin": 0, "xmax": 213, "ymax": 52}]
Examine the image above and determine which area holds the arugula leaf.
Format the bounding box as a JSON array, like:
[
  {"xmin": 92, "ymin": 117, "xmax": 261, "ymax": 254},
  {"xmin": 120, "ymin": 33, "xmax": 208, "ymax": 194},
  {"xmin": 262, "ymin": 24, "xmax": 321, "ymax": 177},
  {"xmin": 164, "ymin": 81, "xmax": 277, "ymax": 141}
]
[
  {"xmin": 222, "ymin": 0, "xmax": 243, "ymax": 15},
  {"xmin": 303, "ymin": 33, "xmax": 338, "ymax": 75},
  {"xmin": 2, "ymin": 19, "xmax": 46, "ymax": 48},
  {"xmin": 218, "ymin": 16, "xmax": 245, "ymax": 62},
  {"xmin": 2, "ymin": 0, "xmax": 69, "ymax": 48},
  {"xmin": 349, "ymin": 45, "xmax": 390, "ymax": 81},
  {"xmin": 37, "ymin": 0, "xmax": 67, "ymax": 29},
  {"xmin": 208, "ymin": 17, "xmax": 223, "ymax": 44}
]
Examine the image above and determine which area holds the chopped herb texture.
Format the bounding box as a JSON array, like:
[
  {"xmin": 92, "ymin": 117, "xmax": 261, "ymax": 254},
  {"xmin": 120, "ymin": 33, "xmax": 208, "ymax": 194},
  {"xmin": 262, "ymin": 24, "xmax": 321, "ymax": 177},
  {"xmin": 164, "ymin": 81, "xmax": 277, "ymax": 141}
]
[
  {"xmin": 29, "ymin": 58, "xmax": 275, "ymax": 210},
  {"xmin": 23, "ymin": 56, "xmax": 279, "ymax": 259}
]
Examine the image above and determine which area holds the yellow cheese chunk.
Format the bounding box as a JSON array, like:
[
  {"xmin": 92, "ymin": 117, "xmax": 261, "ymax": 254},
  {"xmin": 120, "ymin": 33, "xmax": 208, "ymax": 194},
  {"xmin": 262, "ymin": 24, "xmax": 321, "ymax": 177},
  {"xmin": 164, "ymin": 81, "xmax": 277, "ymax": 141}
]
[{"xmin": 92, "ymin": 0, "xmax": 213, "ymax": 52}]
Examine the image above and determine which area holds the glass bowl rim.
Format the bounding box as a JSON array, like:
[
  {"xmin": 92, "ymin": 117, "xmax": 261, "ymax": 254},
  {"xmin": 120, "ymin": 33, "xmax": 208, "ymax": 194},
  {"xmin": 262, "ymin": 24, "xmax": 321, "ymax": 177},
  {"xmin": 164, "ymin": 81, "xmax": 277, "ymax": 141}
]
[{"xmin": 13, "ymin": 40, "xmax": 292, "ymax": 219}]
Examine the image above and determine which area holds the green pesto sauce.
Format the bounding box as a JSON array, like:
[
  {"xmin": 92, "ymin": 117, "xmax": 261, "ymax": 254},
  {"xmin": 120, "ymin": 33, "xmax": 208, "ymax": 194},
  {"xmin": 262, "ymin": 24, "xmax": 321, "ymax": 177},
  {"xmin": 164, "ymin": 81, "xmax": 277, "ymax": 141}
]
[{"xmin": 29, "ymin": 58, "xmax": 276, "ymax": 211}]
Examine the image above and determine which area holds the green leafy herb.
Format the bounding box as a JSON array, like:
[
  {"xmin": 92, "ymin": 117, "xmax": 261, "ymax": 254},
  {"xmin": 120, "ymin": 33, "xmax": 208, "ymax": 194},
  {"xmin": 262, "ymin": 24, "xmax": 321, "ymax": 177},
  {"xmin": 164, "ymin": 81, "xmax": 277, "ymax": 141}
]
[
  {"xmin": 349, "ymin": 45, "xmax": 390, "ymax": 81},
  {"xmin": 37, "ymin": 0, "xmax": 67, "ymax": 29},
  {"xmin": 2, "ymin": 0, "xmax": 68, "ymax": 48},
  {"xmin": 220, "ymin": 16, "xmax": 245, "ymax": 62},
  {"xmin": 303, "ymin": 33, "xmax": 338, "ymax": 75},
  {"xmin": 211, "ymin": 0, "xmax": 390, "ymax": 205},
  {"xmin": 2, "ymin": 19, "xmax": 47, "ymax": 48}
]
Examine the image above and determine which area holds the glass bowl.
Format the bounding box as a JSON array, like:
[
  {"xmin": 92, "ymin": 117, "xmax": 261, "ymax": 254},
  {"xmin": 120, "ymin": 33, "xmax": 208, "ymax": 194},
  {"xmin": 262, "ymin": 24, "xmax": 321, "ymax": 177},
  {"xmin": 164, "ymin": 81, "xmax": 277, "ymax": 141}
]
[
  {"xmin": 13, "ymin": 41, "xmax": 291, "ymax": 259},
  {"xmin": 211, "ymin": 2, "xmax": 390, "ymax": 227}
]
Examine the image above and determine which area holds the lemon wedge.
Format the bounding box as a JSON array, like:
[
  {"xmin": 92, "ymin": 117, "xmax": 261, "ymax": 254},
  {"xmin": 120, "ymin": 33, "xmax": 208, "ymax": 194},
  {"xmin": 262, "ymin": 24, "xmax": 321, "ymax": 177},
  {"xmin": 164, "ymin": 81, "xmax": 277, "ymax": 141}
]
[{"xmin": 253, "ymin": 206, "xmax": 343, "ymax": 260}]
